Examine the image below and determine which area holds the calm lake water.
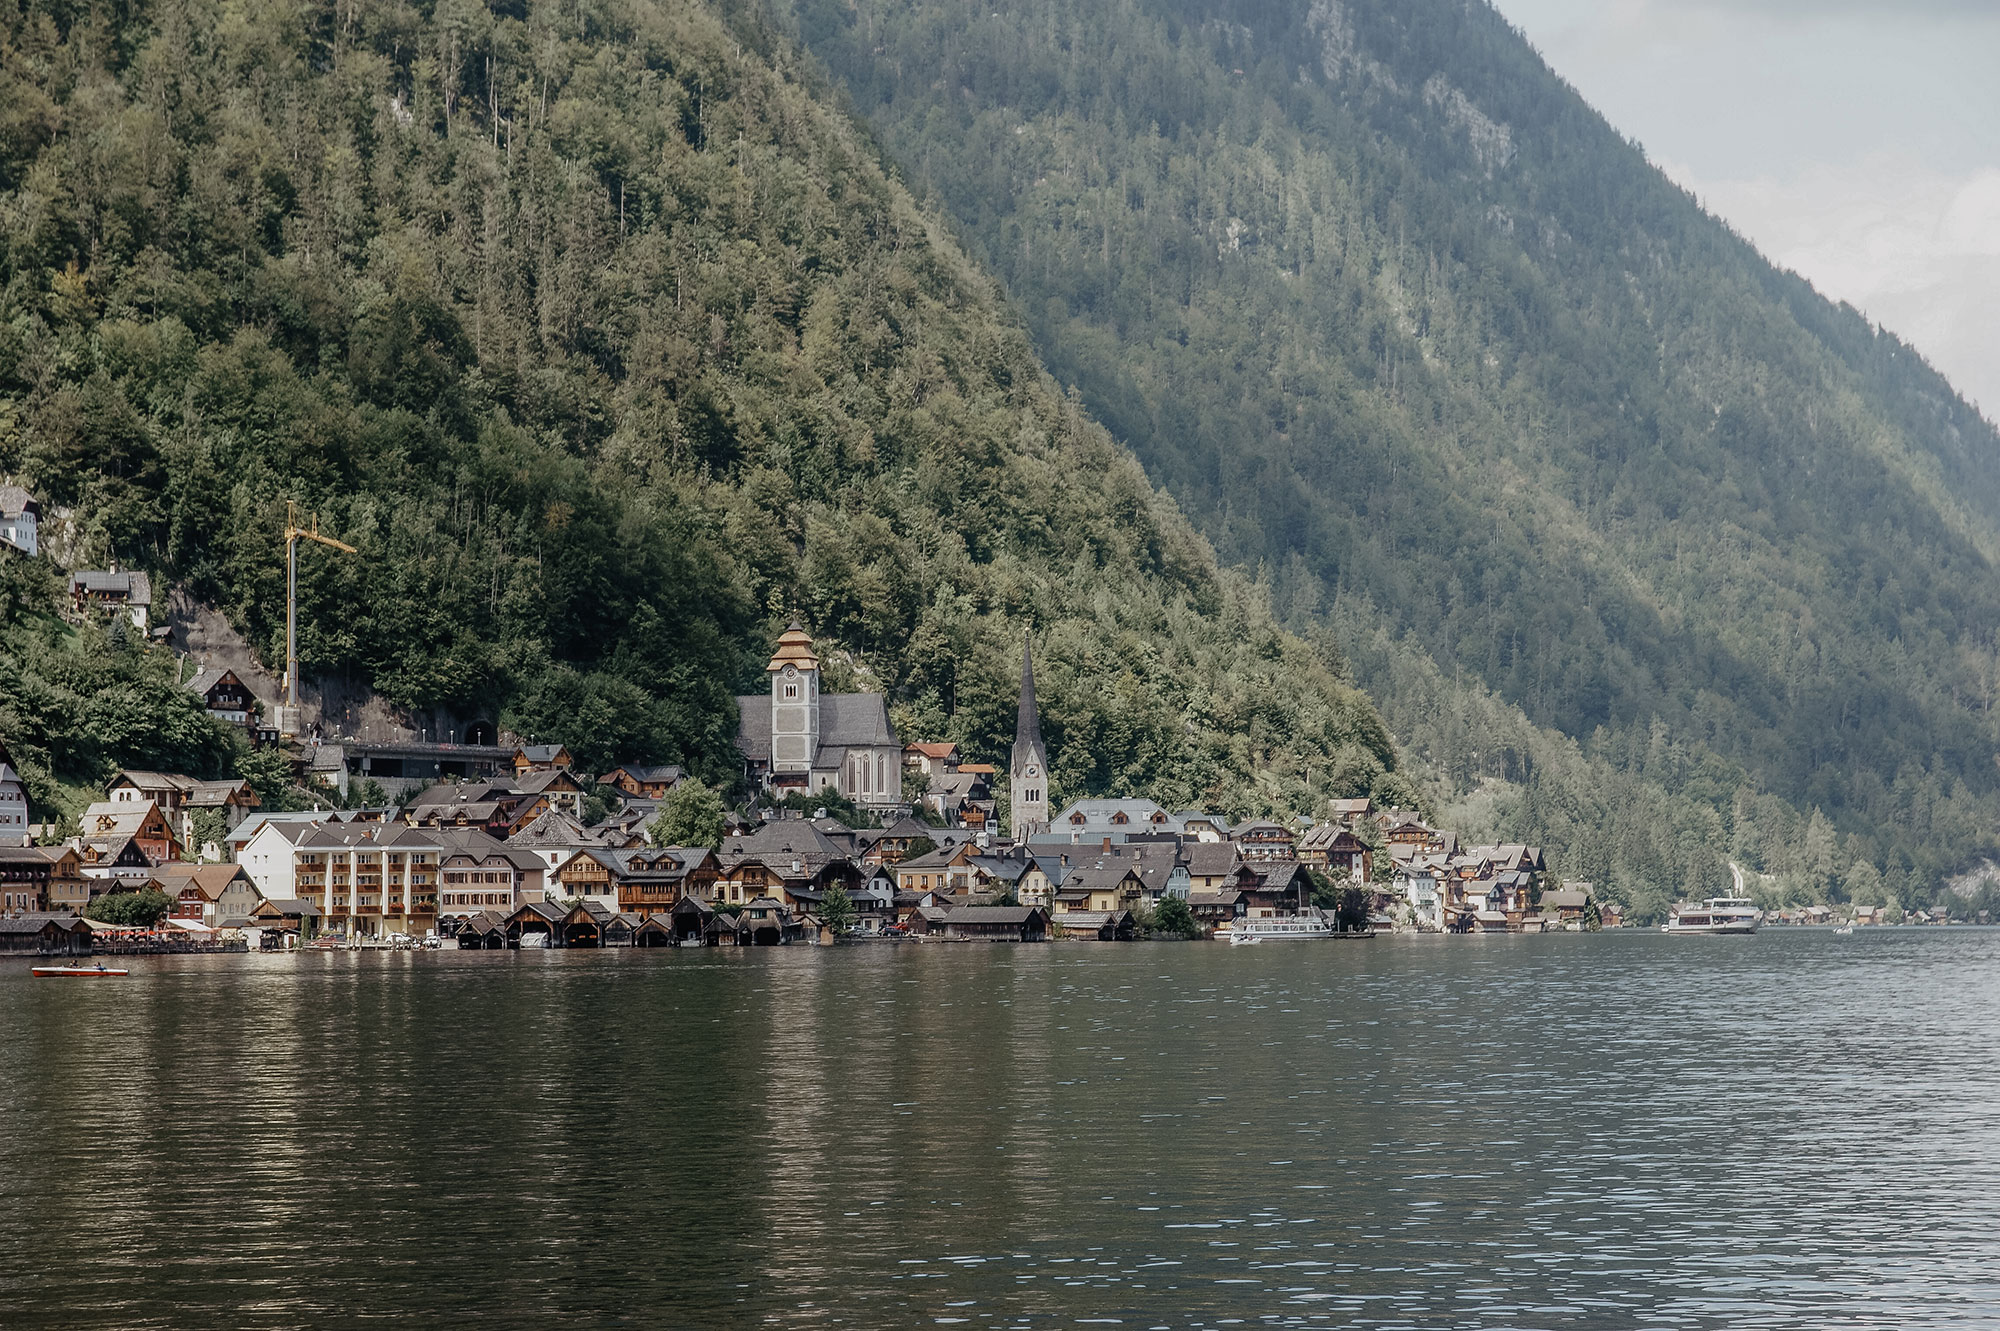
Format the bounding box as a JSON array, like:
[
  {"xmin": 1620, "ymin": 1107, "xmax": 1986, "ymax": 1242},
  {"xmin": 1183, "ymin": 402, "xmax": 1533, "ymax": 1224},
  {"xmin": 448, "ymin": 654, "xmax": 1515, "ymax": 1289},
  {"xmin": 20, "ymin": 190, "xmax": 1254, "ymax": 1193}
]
[{"xmin": 4, "ymin": 929, "xmax": 2000, "ymax": 1328}]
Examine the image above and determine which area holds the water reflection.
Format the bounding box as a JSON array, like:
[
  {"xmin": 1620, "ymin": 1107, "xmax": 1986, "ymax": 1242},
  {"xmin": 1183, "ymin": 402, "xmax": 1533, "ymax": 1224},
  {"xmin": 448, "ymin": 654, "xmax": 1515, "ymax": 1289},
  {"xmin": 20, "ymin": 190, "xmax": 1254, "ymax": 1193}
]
[{"xmin": 4, "ymin": 931, "xmax": 2000, "ymax": 1326}]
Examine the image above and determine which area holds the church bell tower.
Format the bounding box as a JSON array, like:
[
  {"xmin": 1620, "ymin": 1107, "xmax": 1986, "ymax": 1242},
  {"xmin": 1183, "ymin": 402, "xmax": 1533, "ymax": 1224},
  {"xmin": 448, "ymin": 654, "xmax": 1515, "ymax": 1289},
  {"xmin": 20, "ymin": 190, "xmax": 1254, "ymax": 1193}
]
[
  {"xmin": 768, "ymin": 622, "xmax": 821, "ymax": 784},
  {"xmin": 1010, "ymin": 634, "xmax": 1049, "ymax": 837}
]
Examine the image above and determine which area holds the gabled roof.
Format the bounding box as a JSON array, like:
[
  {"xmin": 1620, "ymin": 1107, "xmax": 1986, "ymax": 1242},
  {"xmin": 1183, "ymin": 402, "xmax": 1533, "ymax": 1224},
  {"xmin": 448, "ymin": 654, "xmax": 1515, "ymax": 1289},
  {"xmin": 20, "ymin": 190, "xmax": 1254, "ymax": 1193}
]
[
  {"xmin": 253, "ymin": 897, "xmax": 320, "ymax": 919},
  {"xmin": 230, "ymin": 813, "xmax": 324, "ymax": 845},
  {"xmin": 721, "ymin": 821, "xmax": 855, "ymax": 876},
  {"xmin": 149, "ymin": 863, "xmax": 257, "ymax": 899},
  {"xmin": 1180, "ymin": 842, "xmax": 1240, "ymax": 877},
  {"xmin": 0, "ymin": 484, "xmax": 36, "ymax": 517},
  {"xmin": 511, "ymin": 768, "xmax": 587, "ymax": 796},
  {"xmin": 1060, "ymin": 861, "xmax": 1145, "ymax": 893},
  {"xmin": 69, "ymin": 569, "xmax": 153, "ymax": 603},
  {"xmin": 968, "ymin": 856, "xmax": 1028, "ymax": 884},
  {"xmin": 734, "ymin": 691, "xmax": 898, "ymax": 763},
  {"xmin": 510, "ymin": 807, "xmax": 596, "ymax": 847},
  {"xmin": 515, "ymin": 744, "xmax": 570, "ymax": 765},
  {"xmin": 0, "ymin": 913, "xmax": 90, "ymax": 934},
  {"xmin": 606, "ymin": 764, "xmax": 685, "ymax": 785},
  {"xmin": 184, "ymin": 667, "xmax": 252, "ymax": 700},
  {"xmin": 1297, "ymin": 824, "xmax": 1366, "ymax": 851}
]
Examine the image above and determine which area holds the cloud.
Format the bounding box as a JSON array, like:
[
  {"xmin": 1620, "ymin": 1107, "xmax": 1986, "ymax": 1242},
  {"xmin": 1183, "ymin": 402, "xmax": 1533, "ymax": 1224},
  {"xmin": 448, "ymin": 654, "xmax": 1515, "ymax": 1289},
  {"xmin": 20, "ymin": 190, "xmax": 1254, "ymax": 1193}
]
[{"xmin": 1675, "ymin": 159, "xmax": 2000, "ymax": 416}]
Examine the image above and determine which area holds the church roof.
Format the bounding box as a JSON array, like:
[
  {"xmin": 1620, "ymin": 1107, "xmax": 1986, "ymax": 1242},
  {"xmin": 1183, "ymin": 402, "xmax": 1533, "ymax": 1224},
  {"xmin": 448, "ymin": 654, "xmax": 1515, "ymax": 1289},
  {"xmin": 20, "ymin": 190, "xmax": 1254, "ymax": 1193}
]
[{"xmin": 734, "ymin": 692, "xmax": 896, "ymax": 764}]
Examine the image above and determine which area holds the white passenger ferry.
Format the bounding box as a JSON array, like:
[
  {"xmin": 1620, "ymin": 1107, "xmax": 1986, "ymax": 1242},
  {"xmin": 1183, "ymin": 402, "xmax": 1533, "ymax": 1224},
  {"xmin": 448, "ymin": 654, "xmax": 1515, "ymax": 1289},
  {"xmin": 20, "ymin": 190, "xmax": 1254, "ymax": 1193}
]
[
  {"xmin": 1223, "ymin": 916, "xmax": 1334, "ymax": 941},
  {"xmin": 1662, "ymin": 896, "xmax": 1762, "ymax": 935}
]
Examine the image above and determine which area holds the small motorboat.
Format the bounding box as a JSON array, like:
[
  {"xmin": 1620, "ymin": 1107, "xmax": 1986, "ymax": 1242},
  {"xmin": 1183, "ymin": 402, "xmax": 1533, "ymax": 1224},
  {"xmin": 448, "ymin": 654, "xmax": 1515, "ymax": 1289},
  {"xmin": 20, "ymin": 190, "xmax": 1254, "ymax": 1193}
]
[
  {"xmin": 1834, "ymin": 924, "xmax": 1855, "ymax": 935},
  {"xmin": 1228, "ymin": 931, "xmax": 1262, "ymax": 946},
  {"xmin": 32, "ymin": 962, "xmax": 129, "ymax": 977}
]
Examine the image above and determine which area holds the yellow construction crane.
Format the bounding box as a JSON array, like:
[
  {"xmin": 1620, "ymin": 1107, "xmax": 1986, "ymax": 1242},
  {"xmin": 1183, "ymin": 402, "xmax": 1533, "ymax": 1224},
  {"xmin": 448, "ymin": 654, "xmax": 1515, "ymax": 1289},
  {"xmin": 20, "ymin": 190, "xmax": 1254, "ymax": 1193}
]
[{"xmin": 280, "ymin": 501, "xmax": 356, "ymax": 737}]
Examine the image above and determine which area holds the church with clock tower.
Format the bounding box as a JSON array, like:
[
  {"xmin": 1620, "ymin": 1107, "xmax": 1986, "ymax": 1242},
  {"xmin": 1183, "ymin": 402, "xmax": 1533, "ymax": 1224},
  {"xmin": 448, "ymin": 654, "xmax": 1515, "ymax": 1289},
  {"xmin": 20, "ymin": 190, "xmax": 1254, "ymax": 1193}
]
[{"xmin": 736, "ymin": 623, "xmax": 902, "ymax": 814}]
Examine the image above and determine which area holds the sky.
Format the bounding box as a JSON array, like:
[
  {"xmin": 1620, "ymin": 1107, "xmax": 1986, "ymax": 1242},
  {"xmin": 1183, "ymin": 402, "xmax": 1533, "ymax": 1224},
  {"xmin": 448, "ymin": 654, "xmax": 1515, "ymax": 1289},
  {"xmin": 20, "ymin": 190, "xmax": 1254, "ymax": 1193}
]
[{"xmin": 1488, "ymin": 0, "xmax": 2000, "ymax": 419}]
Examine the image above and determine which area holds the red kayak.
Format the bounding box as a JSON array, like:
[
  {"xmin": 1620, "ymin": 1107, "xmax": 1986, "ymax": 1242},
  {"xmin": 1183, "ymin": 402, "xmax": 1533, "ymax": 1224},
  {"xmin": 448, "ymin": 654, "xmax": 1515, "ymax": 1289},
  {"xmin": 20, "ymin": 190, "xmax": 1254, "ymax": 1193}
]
[{"xmin": 31, "ymin": 964, "xmax": 128, "ymax": 977}]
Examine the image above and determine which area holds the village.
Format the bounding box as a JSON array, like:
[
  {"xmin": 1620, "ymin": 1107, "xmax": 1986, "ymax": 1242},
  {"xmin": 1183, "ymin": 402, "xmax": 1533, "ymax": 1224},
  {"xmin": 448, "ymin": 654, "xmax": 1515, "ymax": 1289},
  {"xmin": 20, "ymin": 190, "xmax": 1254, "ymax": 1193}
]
[{"xmin": 0, "ymin": 582, "xmax": 1642, "ymax": 954}]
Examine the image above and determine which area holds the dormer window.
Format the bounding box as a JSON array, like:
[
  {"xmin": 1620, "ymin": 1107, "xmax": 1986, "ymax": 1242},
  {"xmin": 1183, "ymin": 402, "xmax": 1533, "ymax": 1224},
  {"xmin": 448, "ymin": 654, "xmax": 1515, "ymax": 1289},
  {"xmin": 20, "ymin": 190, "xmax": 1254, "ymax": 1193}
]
[{"xmin": 1111, "ymin": 812, "xmax": 1128, "ymax": 825}]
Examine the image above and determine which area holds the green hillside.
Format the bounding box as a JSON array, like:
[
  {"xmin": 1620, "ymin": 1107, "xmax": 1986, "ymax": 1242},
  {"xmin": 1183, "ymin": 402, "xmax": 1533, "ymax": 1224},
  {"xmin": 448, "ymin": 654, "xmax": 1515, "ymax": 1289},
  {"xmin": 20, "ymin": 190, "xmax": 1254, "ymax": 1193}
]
[
  {"xmin": 0, "ymin": 0, "xmax": 1401, "ymax": 816},
  {"xmin": 781, "ymin": 0, "xmax": 2000, "ymax": 907}
]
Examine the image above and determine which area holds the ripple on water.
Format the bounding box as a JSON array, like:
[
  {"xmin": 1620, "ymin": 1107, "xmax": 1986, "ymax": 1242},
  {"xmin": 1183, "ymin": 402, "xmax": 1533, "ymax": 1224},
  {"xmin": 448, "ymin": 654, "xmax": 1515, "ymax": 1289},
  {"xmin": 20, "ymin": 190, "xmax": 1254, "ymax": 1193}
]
[{"xmin": 2, "ymin": 932, "xmax": 2000, "ymax": 1326}]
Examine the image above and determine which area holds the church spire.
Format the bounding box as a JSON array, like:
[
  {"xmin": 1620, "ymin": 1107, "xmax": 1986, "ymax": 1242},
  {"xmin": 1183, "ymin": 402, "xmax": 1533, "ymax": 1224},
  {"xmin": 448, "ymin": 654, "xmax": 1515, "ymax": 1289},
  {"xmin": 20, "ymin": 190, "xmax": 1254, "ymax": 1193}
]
[
  {"xmin": 1014, "ymin": 633, "xmax": 1043, "ymax": 753},
  {"xmin": 1011, "ymin": 633, "xmax": 1050, "ymax": 837}
]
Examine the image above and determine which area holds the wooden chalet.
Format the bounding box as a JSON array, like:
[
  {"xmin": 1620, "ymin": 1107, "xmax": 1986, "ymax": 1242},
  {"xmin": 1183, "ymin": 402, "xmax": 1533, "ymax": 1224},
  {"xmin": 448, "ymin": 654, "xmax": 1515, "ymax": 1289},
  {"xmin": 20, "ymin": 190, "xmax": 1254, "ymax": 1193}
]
[
  {"xmin": 1297, "ymin": 825, "xmax": 1371, "ymax": 880},
  {"xmin": 861, "ymin": 816, "xmax": 938, "ymax": 866},
  {"xmin": 513, "ymin": 744, "xmax": 573, "ymax": 775},
  {"xmin": 1233, "ymin": 820, "xmax": 1298, "ymax": 863},
  {"xmin": 602, "ymin": 764, "xmax": 686, "ymax": 801},
  {"xmin": 1052, "ymin": 862, "xmax": 1145, "ymax": 916},
  {"xmin": 81, "ymin": 799, "xmax": 180, "ymax": 865},
  {"xmin": 184, "ymin": 667, "xmax": 258, "ymax": 727}
]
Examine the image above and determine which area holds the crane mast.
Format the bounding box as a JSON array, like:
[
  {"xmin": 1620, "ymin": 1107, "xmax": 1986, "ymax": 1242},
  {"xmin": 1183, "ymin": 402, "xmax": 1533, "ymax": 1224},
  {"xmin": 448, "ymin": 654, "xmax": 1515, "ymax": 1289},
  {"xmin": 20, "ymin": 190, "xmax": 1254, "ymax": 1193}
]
[{"xmin": 279, "ymin": 501, "xmax": 357, "ymax": 737}]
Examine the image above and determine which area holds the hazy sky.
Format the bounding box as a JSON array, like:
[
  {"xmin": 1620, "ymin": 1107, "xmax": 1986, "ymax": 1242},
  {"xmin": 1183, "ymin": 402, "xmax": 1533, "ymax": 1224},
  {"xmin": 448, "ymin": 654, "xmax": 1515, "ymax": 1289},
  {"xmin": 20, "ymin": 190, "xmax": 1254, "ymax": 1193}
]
[{"xmin": 1488, "ymin": 0, "xmax": 2000, "ymax": 419}]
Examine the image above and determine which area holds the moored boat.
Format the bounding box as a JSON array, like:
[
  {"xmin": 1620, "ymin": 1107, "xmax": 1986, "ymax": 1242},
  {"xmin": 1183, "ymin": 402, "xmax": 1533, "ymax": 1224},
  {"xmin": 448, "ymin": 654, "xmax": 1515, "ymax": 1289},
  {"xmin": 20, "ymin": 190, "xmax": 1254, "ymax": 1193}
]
[
  {"xmin": 31, "ymin": 962, "xmax": 129, "ymax": 977},
  {"xmin": 1224, "ymin": 916, "xmax": 1335, "ymax": 942},
  {"xmin": 1663, "ymin": 896, "xmax": 1762, "ymax": 935}
]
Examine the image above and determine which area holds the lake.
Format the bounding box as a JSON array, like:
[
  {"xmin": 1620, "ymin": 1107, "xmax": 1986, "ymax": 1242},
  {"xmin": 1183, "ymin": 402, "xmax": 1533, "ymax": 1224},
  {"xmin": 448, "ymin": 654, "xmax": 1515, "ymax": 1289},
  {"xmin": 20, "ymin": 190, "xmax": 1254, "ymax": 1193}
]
[{"xmin": 4, "ymin": 928, "xmax": 1999, "ymax": 1328}]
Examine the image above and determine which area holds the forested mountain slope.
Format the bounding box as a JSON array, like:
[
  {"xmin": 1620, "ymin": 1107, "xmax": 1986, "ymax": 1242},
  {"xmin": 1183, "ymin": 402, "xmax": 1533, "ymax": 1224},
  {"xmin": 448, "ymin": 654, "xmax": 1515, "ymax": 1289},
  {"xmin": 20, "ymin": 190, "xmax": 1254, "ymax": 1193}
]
[
  {"xmin": 0, "ymin": 0, "xmax": 1402, "ymax": 815},
  {"xmin": 782, "ymin": 0, "xmax": 2000, "ymax": 904}
]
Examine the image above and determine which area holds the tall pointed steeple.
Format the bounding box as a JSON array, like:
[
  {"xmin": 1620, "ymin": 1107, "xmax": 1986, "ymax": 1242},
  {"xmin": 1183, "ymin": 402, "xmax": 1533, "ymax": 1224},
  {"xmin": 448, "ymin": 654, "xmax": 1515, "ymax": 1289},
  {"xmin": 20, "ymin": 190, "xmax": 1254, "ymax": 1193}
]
[{"xmin": 1010, "ymin": 633, "xmax": 1049, "ymax": 837}]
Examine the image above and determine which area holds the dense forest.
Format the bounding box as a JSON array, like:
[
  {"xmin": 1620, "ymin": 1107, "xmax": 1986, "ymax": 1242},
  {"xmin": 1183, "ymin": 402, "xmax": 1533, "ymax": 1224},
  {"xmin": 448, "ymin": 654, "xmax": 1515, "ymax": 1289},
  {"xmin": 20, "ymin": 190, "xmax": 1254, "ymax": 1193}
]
[
  {"xmin": 0, "ymin": 0, "xmax": 1406, "ymax": 819},
  {"xmin": 777, "ymin": 0, "xmax": 2000, "ymax": 912}
]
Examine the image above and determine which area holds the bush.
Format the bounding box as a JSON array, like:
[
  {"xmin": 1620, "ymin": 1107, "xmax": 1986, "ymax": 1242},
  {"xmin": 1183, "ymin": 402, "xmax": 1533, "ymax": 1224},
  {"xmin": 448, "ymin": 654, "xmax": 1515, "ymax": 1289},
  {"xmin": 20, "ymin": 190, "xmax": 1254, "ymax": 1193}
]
[
  {"xmin": 1151, "ymin": 895, "xmax": 1199, "ymax": 939},
  {"xmin": 88, "ymin": 888, "xmax": 173, "ymax": 927}
]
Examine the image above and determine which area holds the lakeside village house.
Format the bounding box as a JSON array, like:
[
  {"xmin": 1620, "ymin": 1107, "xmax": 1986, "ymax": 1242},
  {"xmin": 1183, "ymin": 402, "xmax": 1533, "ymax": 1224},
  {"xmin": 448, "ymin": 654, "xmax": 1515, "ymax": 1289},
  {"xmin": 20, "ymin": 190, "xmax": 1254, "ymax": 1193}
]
[{"xmin": 0, "ymin": 621, "xmax": 1626, "ymax": 949}]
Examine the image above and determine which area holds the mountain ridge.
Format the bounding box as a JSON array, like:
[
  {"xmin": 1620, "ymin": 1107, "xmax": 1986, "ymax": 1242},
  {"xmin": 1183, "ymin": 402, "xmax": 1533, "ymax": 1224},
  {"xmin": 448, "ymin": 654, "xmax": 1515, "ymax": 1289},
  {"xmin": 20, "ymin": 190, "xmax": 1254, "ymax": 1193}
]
[
  {"xmin": 0, "ymin": 0, "xmax": 1407, "ymax": 823},
  {"xmin": 777, "ymin": 0, "xmax": 2000, "ymax": 908}
]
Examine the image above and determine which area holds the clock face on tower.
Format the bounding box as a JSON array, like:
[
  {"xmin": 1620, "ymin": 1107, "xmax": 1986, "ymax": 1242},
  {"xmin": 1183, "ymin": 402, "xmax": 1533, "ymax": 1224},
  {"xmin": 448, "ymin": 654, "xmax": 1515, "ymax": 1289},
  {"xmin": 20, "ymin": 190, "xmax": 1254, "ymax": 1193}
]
[{"xmin": 1026, "ymin": 766, "xmax": 1039, "ymax": 777}]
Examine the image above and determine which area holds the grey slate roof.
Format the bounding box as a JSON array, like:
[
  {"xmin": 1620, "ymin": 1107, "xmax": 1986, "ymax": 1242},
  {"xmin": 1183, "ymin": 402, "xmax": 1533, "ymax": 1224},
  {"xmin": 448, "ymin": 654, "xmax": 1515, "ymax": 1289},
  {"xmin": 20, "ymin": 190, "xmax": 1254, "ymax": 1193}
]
[
  {"xmin": 69, "ymin": 570, "xmax": 152, "ymax": 604},
  {"xmin": 734, "ymin": 692, "xmax": 897, "ymax": 764},
  {"xmin": 0, "ymin": 913, "xmax": 90, "ymax": 934}
]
